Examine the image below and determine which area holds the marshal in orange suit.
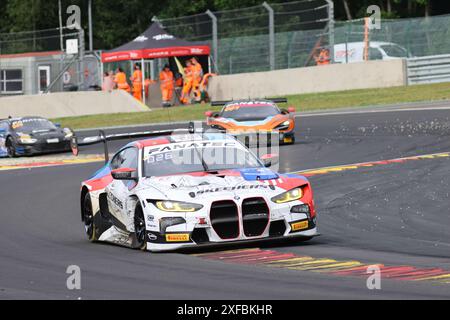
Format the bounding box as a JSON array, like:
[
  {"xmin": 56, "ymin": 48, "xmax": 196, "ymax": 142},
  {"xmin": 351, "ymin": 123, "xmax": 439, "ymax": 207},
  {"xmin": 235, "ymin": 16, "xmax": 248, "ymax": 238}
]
[
  {"xmin": 159, "ymin": 64, "xmax": 174, "ymax": 107},
  {"xmin": 130, "ymin": 64, "xmax": 143, "ymax": 102}
]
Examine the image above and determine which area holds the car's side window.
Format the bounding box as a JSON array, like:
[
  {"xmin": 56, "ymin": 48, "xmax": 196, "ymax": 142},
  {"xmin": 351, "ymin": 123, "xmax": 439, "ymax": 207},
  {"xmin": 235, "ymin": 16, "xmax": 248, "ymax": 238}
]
[
  {"xmin": 0, "ymin": 122, "xmax": 8, "ymax": 134},
  {"xmin": 110, "ymin": 147, "xmax": 138, "ymax": 170},
  {"xmin": 369, "ymin": 47, "xmax": 383, "ymax": 60}
]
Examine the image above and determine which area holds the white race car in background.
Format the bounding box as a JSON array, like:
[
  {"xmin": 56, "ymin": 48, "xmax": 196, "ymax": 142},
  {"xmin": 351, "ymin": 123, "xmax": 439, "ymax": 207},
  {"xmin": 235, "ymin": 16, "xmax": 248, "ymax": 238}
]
[{"xmin": 76, "ymin": 130, "xmax": 318, "ymax": 252}]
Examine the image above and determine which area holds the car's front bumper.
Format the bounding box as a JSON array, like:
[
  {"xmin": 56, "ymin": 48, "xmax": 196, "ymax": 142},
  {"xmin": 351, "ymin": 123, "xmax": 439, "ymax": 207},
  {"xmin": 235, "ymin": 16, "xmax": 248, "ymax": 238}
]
[
  {"xmin": 145, "ymin": 208, "xmax": 318, "ymax": 252},
  {"xmin": 146, "ymin": 227, "xmax": 319, "ymax": 252}
]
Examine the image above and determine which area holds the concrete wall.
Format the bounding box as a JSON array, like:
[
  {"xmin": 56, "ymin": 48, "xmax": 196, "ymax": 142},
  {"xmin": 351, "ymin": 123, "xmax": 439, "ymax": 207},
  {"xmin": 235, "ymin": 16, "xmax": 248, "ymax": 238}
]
[
  {"xmin": 208, "ymin": 59, "xmax": 407, "ymax": 100},
  {"xmin": 0, "ymin": 90, "xmax": 148, "ymax": 119}
]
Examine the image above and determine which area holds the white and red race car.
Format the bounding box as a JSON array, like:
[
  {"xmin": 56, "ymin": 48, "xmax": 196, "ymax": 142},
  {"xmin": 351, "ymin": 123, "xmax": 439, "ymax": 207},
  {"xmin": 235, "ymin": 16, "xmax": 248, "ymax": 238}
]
[{"xmin": 74, "ymin": 129, "xmax": 318, "ymax": 252}]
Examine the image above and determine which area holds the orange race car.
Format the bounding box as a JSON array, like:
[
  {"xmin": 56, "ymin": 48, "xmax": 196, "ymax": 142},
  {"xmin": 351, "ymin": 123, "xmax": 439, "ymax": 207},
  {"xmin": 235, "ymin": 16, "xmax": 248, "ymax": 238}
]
[{"xmin": 205, "ymin": 98, "xmax": 297, "ymax": 145}]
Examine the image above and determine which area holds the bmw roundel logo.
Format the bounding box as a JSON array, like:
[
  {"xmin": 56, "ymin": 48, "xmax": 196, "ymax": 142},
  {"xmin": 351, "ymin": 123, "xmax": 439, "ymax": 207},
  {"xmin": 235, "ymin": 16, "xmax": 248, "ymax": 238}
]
[
  {"xmin": 234, "ymin": 196, "xmax": 241, "ymax": 201},
  {"xmin": 147, "ymin": 232, "xmax": 157, "ymax": 241}
]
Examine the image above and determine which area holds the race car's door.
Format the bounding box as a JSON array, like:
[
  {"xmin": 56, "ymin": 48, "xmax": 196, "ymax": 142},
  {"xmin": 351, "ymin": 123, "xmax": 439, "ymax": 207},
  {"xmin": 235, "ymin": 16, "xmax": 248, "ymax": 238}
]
[{"xmin": 107, "ymin": 147, "xmax": 139, "ymax": 230}]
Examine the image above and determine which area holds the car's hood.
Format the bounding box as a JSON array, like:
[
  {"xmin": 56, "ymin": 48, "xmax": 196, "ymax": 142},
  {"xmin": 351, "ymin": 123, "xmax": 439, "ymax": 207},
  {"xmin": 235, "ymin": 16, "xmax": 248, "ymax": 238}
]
[{"xmin": 137, "ymin": 168, "xmax": 284, "ymax": 200}]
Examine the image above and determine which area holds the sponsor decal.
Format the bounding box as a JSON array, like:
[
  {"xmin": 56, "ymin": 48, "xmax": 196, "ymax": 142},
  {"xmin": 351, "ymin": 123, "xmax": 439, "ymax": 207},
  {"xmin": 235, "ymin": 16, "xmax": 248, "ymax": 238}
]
[
  {"xmin": 196, "ymin": 184, "xmax": 269, "ymax": 195},
  {"xmin": 191, "ymin": 48, "xmax": 204, "ymax": 54},
  {"xmin": 224, "ymin": 105, "xmax": 241, "ymax": 112},
  {"xmin": 12, "ymin": 121, "xmax": 23, "ymax": 129},
  {"xmin": 224, "ymin": 101, "xmax": 274, "ymax": 108},
  {"xmin": 107, "ymin": 191, "xmax": 123, "ymax": 210},
  {"xmin": 144, "ymin": 141, "xmax": 238, "ymax": 158},
  {"xmin": 291, "ymin": 220, "xmax": 309, "ymax": 232},
  {"xmin": 166, "ymin": 233, "xmax": 190, "ymax": 242},
  {"xmin": 134, "ymin": 36, "xmax": 148, "ymax": 42},
  {"xmin": 153, "ymin": 34, "xmax": 174, "ymax": 41}
]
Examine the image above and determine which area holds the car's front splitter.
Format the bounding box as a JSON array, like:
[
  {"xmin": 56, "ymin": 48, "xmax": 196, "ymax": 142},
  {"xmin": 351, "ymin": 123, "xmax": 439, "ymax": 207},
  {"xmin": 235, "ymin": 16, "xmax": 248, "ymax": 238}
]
[
  {"xmin": 15, "ymin": 142, "xmax": 71, "ymax": 156},
  {"xmin": 145, "ymin": 227, "xmax": 319, "ymax": 252}
]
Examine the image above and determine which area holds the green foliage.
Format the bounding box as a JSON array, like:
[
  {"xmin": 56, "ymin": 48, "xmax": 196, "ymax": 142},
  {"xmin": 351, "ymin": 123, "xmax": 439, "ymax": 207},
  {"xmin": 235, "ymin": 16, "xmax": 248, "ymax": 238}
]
[{"xmin": 0, "ymin": 0, "xmax": 441, "ymax": 51}]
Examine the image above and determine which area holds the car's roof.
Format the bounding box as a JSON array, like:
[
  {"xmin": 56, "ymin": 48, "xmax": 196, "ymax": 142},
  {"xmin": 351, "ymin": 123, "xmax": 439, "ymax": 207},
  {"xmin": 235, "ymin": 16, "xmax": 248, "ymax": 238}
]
[
  {"xmin": 335, "ymin": 41, "xmax": 401, "ymax": 47},
  {"xmin": 130, "ymin": 132, "xmax": 237, "ymax": 149}
]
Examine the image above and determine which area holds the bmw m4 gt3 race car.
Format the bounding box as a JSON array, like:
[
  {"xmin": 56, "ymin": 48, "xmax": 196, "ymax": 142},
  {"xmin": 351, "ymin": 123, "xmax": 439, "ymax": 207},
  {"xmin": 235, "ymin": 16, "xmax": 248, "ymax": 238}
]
[
  {"xmin": 0, "ymin": 117, "xmax": 74, "ymax": 157},
  {"xmin": 205, "ymin": 99, "xmax": 297, "ymax": 145},
  {"xmin": 74, "ymin": 129, "xmax": 318, "ymax": 252}
]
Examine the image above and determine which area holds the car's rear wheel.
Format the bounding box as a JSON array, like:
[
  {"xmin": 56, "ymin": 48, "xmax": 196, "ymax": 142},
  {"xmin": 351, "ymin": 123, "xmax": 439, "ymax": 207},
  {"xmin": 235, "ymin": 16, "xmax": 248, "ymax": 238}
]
[
  {"xmin": 82, "ymin": 193, "xmax": 96, "ymax": 241},
  {"xmin": 134, "ymin": 203, "xmax": 147, "ymax": 251},
  {"xmin": 6, "ymin": 137, "xmax": 17, "ymax": 158}
]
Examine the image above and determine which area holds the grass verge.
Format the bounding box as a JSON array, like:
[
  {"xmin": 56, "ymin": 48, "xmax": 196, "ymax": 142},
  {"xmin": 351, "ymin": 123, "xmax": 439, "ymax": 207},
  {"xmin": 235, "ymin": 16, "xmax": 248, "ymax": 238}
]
[{"xmin": 52, "ymin": 82, "xmax": 450, "ymax": 130}]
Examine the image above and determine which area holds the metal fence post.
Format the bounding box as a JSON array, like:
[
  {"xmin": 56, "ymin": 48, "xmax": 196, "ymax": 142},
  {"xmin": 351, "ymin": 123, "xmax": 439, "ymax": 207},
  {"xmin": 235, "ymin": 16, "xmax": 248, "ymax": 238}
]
[
  {"xmin": 88, "ymin": 0, "xmax": 94, "ymax": 52},
  {"xmin": 325, "ymin": 0, "xmax": 335, "ymax": 63},
  {"xmin": 206, "ymin": 10, "xmax": 218, "ymax": 72},
  {"xmin": 262, "ymin": 2, "xmax": 275, "ymax": 70},
  {"xmin": 78, "ymin": 29, "xmax": 85, "ymax": 90}
]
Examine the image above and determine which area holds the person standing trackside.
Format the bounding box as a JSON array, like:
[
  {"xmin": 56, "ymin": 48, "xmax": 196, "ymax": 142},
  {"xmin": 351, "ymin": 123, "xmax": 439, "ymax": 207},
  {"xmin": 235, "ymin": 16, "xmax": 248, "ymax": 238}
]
[
  {"xmin": 180, "ymin": 60, "xmax": 193, "ymax": 105},
  {"xmin": 315, "ymin": 48, "xmax": 331, "ymax": 66},
  {"xmin": 159, "ymin": 64, "xmax": 174, "ymax": 107},
  {"xmin": 114, "ymin": 68, "xmax": 131, "ymax": 93},
  {"xmin": 191, "ymin": 57, "xmax": 203, "ymax": 103},
  {"xmin": 102, "ymin": 71, "xmax": 115, "ymax": 92},
  {"xmin": 130, "ymin": 64, "xmax": 143, "ymax": 102}
]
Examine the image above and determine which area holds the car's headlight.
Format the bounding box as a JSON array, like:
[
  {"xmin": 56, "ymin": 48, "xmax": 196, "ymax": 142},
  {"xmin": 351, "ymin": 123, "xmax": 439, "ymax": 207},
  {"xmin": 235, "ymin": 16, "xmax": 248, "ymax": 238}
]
[
  {"xmin": 18, "ymin": 134, "xmax": 37, "ymax": 144},
  {"xmin": 271, "ymin": 187, "xmax": 303, "ymax": 204},
  {"xmin": 211, "ymin": 124, "xmax": 226, "ymax": 131},
  {"xmin": 155, "ymin": 201, "xmax": 203, "ymax": 212},
  {"xmin": 64, "ymin": 128, "xmax": 74, "ymax": 140},
  {"xmin": 275, "ymin": 121, "xmax": 290, "ymax": 131}
]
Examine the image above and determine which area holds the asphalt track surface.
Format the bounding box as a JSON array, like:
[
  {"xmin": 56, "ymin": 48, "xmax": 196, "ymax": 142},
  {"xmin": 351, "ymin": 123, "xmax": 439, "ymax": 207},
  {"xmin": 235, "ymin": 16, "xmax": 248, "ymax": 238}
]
[{"xmin": 1, "ymin": 104, "xmax": 450, "ymax": 299}]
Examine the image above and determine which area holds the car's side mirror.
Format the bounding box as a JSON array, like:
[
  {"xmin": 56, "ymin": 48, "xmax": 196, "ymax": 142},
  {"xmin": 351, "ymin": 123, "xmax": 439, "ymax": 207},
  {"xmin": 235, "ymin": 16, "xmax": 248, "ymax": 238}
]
[
  {"xmin": 288, "ymin": 107, "xmax": 296, "ymax": 113},
  {"xmin": 111, "ymin": 168, "xmax": 138, "ymax": 181},
  {"xmin": 261, "ymin": 153, "xmax": 280, "ymax": 168}
]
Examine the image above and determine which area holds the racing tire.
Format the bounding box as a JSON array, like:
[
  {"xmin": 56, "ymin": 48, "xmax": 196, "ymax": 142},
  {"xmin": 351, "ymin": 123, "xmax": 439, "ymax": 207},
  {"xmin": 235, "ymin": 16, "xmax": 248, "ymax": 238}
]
[
  {"xmin": 82, "ymin": 193, "xmax": 96, "ymax": 241},
  {"xmin": 134, "ymin": 203, "xmax": 147, "ymax": 251},
  {"xmin": 6, "ymin": 137, "xmax": 17, "ymax": 158}
]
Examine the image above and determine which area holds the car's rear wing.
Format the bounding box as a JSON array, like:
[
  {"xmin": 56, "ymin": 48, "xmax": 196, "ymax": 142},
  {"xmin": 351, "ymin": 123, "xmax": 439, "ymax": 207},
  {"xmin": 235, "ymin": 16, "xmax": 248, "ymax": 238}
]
[
  {"xmin": 71, "ymin": 123, "xmax": 199, "ymax": 164},
  {"xmin": 210, "ymin": 98, "xmax": 288, "ymax": 107}
]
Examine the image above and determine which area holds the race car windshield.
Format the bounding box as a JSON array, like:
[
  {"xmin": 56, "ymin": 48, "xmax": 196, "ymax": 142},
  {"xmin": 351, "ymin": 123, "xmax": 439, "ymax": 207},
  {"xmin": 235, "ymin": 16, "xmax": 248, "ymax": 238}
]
[
  {"xmin": 380, "ymin": 44, "xmax": 408, "ymax": 57},
  {"xmin": 143, "ymin": 146, "xmax": 261, "ymax": 177},
  {"xmin": 221, "ymin": 105, "xmax": 279, "ymax": 121},
  {"xmin": 11, "ymin": 118, "xmax": 56, "ymax": 132}
]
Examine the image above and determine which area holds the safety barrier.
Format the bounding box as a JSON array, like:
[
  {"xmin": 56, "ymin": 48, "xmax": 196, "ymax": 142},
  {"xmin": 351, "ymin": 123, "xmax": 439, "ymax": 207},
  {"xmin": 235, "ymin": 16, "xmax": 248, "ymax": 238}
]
[
  {"xmin": 208, "ymin": 59, "xmax": 407, "ymax": 101},
  {"xmin": 0, "ymin": 90, "xmax": 148, "ymax": 119},
  {"xmin": 407, "ymin": 54, "xmax": 450, "ymax": 85}
]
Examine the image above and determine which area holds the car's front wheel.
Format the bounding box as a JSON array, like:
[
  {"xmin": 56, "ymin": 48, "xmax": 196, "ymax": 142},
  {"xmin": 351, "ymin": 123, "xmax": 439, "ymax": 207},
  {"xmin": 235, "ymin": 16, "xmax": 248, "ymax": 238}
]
[
  {"xmin": 82, "ymin": 192, "xmax": 96, "ymax": 241},
  {"xmin": 6, "ymin": 137, "xmax": 17, "ymax": 158},
  {"xmin": 134, "ymin": 203, "xmax": 147, "ymax": 251}
]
